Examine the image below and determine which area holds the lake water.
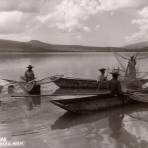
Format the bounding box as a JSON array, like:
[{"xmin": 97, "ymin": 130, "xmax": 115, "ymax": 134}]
[{"xmin": 0, "ymin": 52, "xmax": 148, "ymax": 148}]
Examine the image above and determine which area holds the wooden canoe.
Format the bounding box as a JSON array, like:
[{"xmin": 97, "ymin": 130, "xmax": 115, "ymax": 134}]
[
  {"xmin": 50, "ymin": 91, "xmax": 135, "ymax": 113},
  {"xmin": 53, "ymin": 77, "xmax": 98, "ymax": 88},
  {"xmin": 53, "ymin": 77, "xmax": 148, "ymax": 89}
]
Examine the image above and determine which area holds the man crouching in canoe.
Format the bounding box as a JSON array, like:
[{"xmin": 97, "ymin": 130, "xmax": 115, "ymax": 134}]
[{"xmin": 109, "ymin": 70, "xmax": 124, "ymax": 103}]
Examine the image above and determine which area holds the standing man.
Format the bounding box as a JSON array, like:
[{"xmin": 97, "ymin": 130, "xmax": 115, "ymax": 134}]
[
  {"xmin": 24, "ymin": 65, "xmax": 35, "ymax": 82},
  {"xmin": 97, "ymin": 68, "xmax": 107, "ymax": 89},
  {"xmin": 126, "ymin": 56, "xmax": 136, "ymax": 79}
]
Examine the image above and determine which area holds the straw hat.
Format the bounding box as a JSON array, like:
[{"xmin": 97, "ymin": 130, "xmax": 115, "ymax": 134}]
[{"xmin": 110, "ymin": 69, "xmax": 120, "ymax": 76}]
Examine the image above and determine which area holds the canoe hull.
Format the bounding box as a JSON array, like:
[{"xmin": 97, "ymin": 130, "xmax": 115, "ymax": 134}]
[
  {"xmin": 53, "ymin": 77, "xmax": 98, "ymax": 88},
  {"xmin": 50, "ymin": 93, "xmax": 133, "ymax": 113},
  {"xmin": 53, "ymin": 77, "xmax": 148, "ymax": 89},
  {"xmin": 29, "ymin": 84, "xmax": 41, "ymax": 105}
]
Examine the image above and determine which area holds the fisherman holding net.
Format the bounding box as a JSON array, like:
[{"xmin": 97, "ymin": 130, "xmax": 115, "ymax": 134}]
[
  {"xmin": 123, "ymin": 55, "xmax": 143, "ymax": 90},
  {"xmin": 114, "ymin": 53, "xmax": 143, "ymax": 90},
  {"xmin": 125, "ymin": 56, "xmax": 136, "ymax": 79},
  {"xmin": 113, "ymin": 53, "xmax": 137, "ymax": 79}
]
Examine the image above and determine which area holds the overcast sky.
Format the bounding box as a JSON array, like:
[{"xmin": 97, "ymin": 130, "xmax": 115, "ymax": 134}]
[{"xmin": 0, "ymin": 0, "xmax": 148, "ymax": 47}]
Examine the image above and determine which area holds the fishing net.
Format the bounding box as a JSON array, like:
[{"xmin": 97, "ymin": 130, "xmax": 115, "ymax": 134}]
[
  {"xmin": 115, "ymin": 52, "xmax": 148, "ymax": 77},
  {"xmin": 36, "ymin": 75, "xmax": 64, "ymax": 85},
  {"xmin": 113, "ymin": 52, "xmax": 148, "ymax": 89}
]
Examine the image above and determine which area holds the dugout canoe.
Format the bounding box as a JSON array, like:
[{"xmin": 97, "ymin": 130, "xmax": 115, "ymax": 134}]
[
  {"xmin": 50, "ymin": 91, "xmax": 135, "ymax": 113},
  {"xmin": 53, "ymin": 77, "xmax": 98, "ymax": 88},
  {"xmin": 53, "ymin": 77, "xmax": 148, "ymax": 89}
]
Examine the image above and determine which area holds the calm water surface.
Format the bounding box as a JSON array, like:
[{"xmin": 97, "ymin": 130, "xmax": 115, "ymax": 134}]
[{"xmin": 0, "ymin": 52, "xmax": 148, "ymax": 148}]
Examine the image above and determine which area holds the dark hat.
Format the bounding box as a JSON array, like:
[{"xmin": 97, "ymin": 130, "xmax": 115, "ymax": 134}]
[
  {"xmin": 99, "ymin": 68, "xmax": 106, "ymax": 72},
  {"xmin": 27, "ymin": 65, "xmax": 33, "ymax": 68}
]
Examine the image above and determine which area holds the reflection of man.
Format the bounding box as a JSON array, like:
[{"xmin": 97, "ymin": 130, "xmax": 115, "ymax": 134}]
[
  {"xmin": 24, "ymin": 65, "xmax": 35, "ymax": 82},
  {"xmin": 108, "ymin": 109, "xmax": 148, "ymax": 148},
  {"xmin": 109, "ymin": 111, "xmax": 124, "ymax": 138}
]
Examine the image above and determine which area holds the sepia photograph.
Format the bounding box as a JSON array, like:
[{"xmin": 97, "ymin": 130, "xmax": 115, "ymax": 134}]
[{"xmin": 0, "ymin": 0, "xmax": 148, "ymax": 148}]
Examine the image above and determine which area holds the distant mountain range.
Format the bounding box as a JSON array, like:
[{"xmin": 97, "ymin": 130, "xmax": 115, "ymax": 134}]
[
  {"xmin": 0, "ymin": 39, "xmax": 147, "ymax": 52},
  {"xmin": 124, "ymin": 41, "xmax": 148, "ymax": 50}
]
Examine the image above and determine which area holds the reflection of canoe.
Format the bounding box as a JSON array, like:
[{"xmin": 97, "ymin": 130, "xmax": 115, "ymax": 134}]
[
  {"xmin": 51, "ymin": 103, "xmax": 148, "ymax": 129},
  {"xmin": 50, "ymin": 91, "xmax": 134, "ymax": 113},
  {"xmin": 53, "ymin": 77, "xmax": 98, "ymax": 88}
]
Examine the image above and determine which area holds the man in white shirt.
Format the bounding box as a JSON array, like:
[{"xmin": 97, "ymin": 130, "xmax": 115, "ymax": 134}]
[{"xmin": 98, "ymin": 68, "xmax": 107, "ymax": 89}]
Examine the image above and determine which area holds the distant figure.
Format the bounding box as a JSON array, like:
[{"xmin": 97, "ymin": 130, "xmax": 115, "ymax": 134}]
[
  {"xmin": 126, "ymin": 56, "xmax": 136, "ymax": 79},
  {"xmin": 97, "ymin": 68, "xmax": 108, "ymax": 89},
  {"xmin": 24, "ymin": 65, "xmax": 35, "ymax": 82},
  {"xmin": 109, "ymin": 71, "xmax": 123, "ymax": 100}
]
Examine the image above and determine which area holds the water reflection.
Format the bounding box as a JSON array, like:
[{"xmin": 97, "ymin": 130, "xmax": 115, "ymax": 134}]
[
  {"xmin": 108, "ymin": 105, "xmax": 148, "ymax": 148},
  {"xmin": 109, "ymin": 109, "xmax": 124, "ymax": 138},
  {"xmin": 51, "ymin": 104, "xmax": 145, "ymax": 129},
  {"xmin": 50, "ymin": 104, "xmax": 148, "ymax": 148},
  {"xmin": 25, "ymin": 96, "xmax": 41, "ymax": 111}
]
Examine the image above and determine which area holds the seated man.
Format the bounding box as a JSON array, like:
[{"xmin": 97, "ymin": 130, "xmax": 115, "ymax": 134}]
[
  {"xmin": 24, "ymin": 65, "xmax": 35, "ymax": 82},
  {"xmin": 97, "ymin": 68, "xmax": 108, "ymax": 89},
  {"xmin": 109, "ymin": 71, "xmax": 124, "ymax": 102}
]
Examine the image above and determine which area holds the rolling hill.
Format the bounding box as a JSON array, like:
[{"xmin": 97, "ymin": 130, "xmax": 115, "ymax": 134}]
[
  {"xmin": 124, "ymin": 41, "xmax": 148, "ymax": 50},
  {"xmin": 0, "ymin": 39, "xmax": 147, "ymax": 52}
]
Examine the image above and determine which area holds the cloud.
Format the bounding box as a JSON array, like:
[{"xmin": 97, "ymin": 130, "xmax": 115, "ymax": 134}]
[
  {"xmin": 126, "ymin": 6, "xmax": 148, "ymax": 43},
  {"xmin": 138, "ymin": 6, "xmax": 148, "ymax": 18},
  {"xmin": 98, "ymin": 0, "xmax": 135, "ymax": 11},
  {"xmin": 38, "ymin": 0, "xmax": 147, "ymax": 33},
  {"xmin": 0, "ymin": 0, "xmax": 43, "ymax": 13},
  {"xmin": 38, "ymin": 0, "xmax": 95, "ymax": 32},
  {"xmin": 95, "ymin": 25, "xmax": 100, "ymax": 29},
  {"xmin": 0, "ymin": 11, "xmax": 38, "ymax": 34},
  {"xmin": 0, "ymin": 33, "xmax": 31, "ymax": 41},
  {"xmin": 0, "ymin": 0, "xmax": 46, "ymax": 35}
]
